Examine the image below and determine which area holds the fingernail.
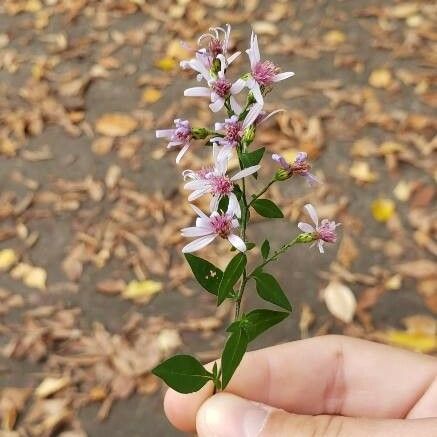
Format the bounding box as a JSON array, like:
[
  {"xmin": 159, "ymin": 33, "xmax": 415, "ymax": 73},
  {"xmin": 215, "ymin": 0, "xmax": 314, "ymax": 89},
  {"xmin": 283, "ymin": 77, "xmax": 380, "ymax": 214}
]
[{"xmin": 196, "ymin": 393, "xmax": 271, "ymax": 437}]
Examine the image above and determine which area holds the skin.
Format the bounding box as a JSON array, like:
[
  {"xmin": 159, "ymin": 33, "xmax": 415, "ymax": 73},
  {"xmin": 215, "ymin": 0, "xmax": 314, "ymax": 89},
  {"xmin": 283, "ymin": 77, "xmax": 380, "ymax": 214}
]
[{"xmin": 164, "ymin": 335, "xmax": 437, "ymax": 436}]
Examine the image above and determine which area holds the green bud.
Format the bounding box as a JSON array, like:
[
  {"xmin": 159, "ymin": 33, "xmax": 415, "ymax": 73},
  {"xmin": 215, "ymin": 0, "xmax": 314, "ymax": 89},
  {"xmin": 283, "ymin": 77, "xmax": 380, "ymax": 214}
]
[
  {"xmin": 274, "ymin": 169, "xmax": 291, "ymax": 181},
  {"xmin": 295, "ymin": 232, "xmax": 317, "ymax": 243},
  {"xmin": 242, "ymin": 125, "xmax": 256, "ymax": 145},
  {"xmin": 192, "ymin": 127, "xmax": 210, "ymax": 140}
]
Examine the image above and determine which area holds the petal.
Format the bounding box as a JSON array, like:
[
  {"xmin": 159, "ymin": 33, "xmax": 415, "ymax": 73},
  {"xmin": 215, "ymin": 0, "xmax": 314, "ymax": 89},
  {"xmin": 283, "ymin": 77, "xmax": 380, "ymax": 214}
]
[
  {"xmin": 273, "ymin": 71, "xmax": 295, "ymax": 82},
  {"xmin": 182, "ymin": 235, "xmax": 217, "ymax": 253},
  {"xmin": 175, "ymin": 143, "xmax": 190, "ymax": 164},
  {"xmin": 231, "ymin": 165, "xmax": 260, "ymax": 180},
  {"xmin": 227, "ymin": 234, "xmax": 246, "ymax": 252},
  {"xmin": 209, "ymin": 98, "xmax": 225, "ymax": 112},
  {"xmin": 227, "ymin": 51, "xmax": 241, "ymax": 65},
  {"xmin": 317, "ymin": 240, "xmax": 325, "ymax": 254},
  {"xmin": 155, "ymin": 129, "xmax": 174, "ymax": 138},
  {"xmin": 243, "ymin": 103, "xmax": 263, "ymax": 128},
  {"xmin": 184, "ymin": 87, "xmax": 211, "ymax": 97},
  {"xmin": 304, "ymin": 203, "xmax": 319, "ymax": 226},
  {"xmin": 251, "ymin": 83, "xmax": 264, "ymax": 104},
  {"xmin": 184, "ymin": 180, "xmax": 206, "ymax": 190},
  {"xmin": 298, "ymin": 222, "xmax": 315, "ymax": 233},
  {"xmin": 188, "ymin": 189, "xmax": 208, "ymax": 201},
  {"xmin": 230, "ymin": 78, "xmax": 245, "ymax": 94},
  {"xmin": 210, "ymin": 195, "xmax": 220, "ymax": 213},
  {"xmin": 257, "ymin": 109, "xmax": 285, "ymax": 126},
  {"xmin": 190, "ymin": 204, "xmax": 209, "ymax": 220},
  {"xmin": 230, "ymin": 96, "xmax": 242, "ymax": 115},
  {"xmin": 181, "ymin": 226, "xmax": 213, "ymax": 237},
  {"xmin": 228, "ymin": 193, "xmax": 241, "ymax": 218}
]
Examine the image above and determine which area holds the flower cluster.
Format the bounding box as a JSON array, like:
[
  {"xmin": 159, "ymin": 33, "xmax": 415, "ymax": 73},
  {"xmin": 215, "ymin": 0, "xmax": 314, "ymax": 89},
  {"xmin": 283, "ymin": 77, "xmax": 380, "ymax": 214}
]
[
  {"xmin": 156, "ymin": 25, "xmax": 338, "ymax": 254},
  {"xmin": 153, "ymin": 24, "xmax": 341, "ymax": 397}
]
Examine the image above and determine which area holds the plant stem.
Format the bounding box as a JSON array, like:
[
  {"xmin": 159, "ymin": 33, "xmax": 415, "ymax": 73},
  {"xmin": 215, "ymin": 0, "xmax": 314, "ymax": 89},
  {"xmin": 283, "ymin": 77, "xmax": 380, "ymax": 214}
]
[{"xmin": 248, "ymin": 179, "xmax": 275, "ymax": 207}]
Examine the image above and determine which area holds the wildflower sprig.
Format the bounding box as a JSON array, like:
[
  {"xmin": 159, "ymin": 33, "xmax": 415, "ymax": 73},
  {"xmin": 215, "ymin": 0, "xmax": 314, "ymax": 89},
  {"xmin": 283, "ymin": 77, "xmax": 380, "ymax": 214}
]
[{"xmin": 153, "ymin": 25, "xmax": 339, "ymax": 394}]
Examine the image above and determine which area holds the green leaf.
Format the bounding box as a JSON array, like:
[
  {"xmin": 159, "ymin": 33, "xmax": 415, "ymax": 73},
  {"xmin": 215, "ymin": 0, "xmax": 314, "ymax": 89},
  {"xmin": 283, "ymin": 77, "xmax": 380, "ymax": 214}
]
[
  {"xmin": 252, "ymin": 199, "xmax": 284, "ymax": 218},
  {"xmin": 217, "ymin": 196, "xmax": 229, "ymax": 213},
  {"xmin": 240, "ymin": 147, "xmax": 265, "ymax": 178},
  {"xmin": 240, "ymin": 309, "xmax": 289, "ymax": 342},
  {"xmin": 184, "ymin": 254, "xmax": 223, "ymax": 295},
  {"xmin": 217, "ymin": 253, "xmax": 247, "ymax": 305},
  {"xmin": 254, "ymin": 272, "xmax": 292, "ymax": 311},
  {"xmin": 261, "ymin": 240, "xmax": 270, "ymax": 260},
  {"xmin": 152, "ymin": 355, "xmax": 213, "ymax": 394},
  {"xmin": 221, "ymin": 328, "xmax": 248, "ymax": 389}
]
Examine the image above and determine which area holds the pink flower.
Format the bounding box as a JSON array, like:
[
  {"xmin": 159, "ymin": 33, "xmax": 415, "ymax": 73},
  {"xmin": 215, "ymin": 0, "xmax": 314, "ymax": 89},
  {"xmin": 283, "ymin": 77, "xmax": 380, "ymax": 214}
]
[
  {"xmin": 211, "ymin": 115, "xmax": 244, "ymax": 149},
  {"xmin": 182, "ymin": 145, "xmax": 260, "ymax": 218},
  {"xmin": 156, "ymin": 119, "xmax": 192, "ymax": 163},
  {"xmin": 244, "ymin": 31, "xmax": 295, "ymax": 122},
  {"xmin": 272, "ymin": 152, "xmax": 319, "ymax": 185},
  {"xmin": 184, "ymin": 55, "xmax": 244, "ymax": 113},
  {"xmin": 298, "ymin": 204, "xmax": 340, "ymax": 253},
  {"xmin": 181, "ymin": 203, "xmax": 246, "ymax": 253}
]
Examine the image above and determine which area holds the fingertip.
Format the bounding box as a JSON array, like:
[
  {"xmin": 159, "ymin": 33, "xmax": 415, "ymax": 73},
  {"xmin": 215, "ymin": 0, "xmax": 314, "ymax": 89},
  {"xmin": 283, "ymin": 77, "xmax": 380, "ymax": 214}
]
[{"xmin": 163, "ymin": 382, "xmax": 214, "ymax": 432}]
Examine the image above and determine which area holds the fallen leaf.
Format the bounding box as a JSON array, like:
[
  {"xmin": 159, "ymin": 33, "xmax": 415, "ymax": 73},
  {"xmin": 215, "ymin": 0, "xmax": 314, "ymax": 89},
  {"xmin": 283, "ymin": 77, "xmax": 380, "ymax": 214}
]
[
  {"xmin": 122, "ymin": 280, "xmax": 163, "ymax": 303},
  {"xmin": 393, "ymin": 181, "xmax": 412, "ymax": 201},
  {"xmin": 323, "ymin": 30, "xmax": 346, "ymax": 46},
  {"xmin": 91, "ymin": 137, "xmax": 114, "ymax": 155},
  {"xmin": 369, "ymin": 68, "xmax": 393, "ymax": 88},
  {"xmin": 154, "ymin": 57, "xmax": 176, "ymax": 72},
  {"xmin": 10, "ymin": 263, "xmax": 47, "ymax": 290},
  {"xmin": 0, "ymin": 249, "xmax": 18, "ymax": 271},
  {"xmin": 35, "ymin": 377, "xmax": 71, "ymax": 398},
  {"xmin": 382, "ymin": 330, "xmax": 437, "ymax": 353},
  {"xmin": 142, "ymin": 87, "xmax": 162, "ymax": 103},
  {"xmin": 371, "ymin": 198, "xmax": 395, "ymax": 222},
  {"xmin": 349, "ymin": 161, "xmax": 378, "ymax": 183},
  {"xmin": 403, "ymin": 315, "xmax": 437, "ymax": 335},
  {"xmin": 395, "ymin": 260, "xmax": 436, "ymax": 279},
  {"xmin": 95, "ymin": 113, "xmax": 138, "ymax": 137},
  {"xmin": 323, "ymin": 281, "xmax": 357, "ymax": 323}
]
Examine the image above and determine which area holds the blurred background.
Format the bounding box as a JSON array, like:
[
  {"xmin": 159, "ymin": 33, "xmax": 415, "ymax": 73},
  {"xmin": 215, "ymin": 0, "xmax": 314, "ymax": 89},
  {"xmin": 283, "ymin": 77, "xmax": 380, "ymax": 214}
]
[{"xmin": 0, "ymin": 0, "xmax": 435, "ymax": 435}]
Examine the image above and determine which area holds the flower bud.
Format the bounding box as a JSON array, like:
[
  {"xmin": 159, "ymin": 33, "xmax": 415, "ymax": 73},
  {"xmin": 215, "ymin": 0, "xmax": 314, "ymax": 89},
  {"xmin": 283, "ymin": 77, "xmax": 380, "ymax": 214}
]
[
  {"xmin": 191, "ymin": 127, "xmax": 210, "ymax": 139},
  {"xmin": 274, "ymin": 168, "xmax": 291, "ymax": 181},
  {"xmin": 242, "ymin": 125, "xmax": 256, "ymax": 145},
  {"xmin": 295, "ymin": 232, "xmax": 316, "ymax": 243},
  {"xmin": 210, "ymin": 58, "xmax": 221, "ymax": 76}
]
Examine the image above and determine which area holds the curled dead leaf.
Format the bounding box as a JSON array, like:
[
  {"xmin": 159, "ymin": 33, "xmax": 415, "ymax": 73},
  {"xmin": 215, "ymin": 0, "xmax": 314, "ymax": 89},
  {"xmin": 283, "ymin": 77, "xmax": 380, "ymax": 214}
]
[
  {"xmin": 323, "ymin": 281, "xmax": 357, "ymax": 323},
  {"xmin": 95, "ymin": 113, "xmax": 138, "ymax": 137}
]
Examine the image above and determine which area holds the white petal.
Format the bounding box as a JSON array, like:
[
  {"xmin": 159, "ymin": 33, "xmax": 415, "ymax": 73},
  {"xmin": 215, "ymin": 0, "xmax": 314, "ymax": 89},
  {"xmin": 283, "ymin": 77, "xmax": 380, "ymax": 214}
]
[
  {"xmin": 228, "ymin": 234, "xmax": 246, "ymax": 252},
  {"xmin": 196, "ymin": 217, "xmax": 212, "ymax": 228},
  {"xmin": 230, "ymin": 78, "xmax": 245, "ymax": 94},
  {"xmin": 175, "ymin": 143, "xmax": 190, "ymax": 164},
  {"xmin": 217, "ymin": 145, "xmax": 233, "ymax": 162},
  {"xmin": 227, "ymin": 51, "xmax": 241, "ymax": 65},
  {"xmin": 229, "ymin": 96, "xmax": 242, "ymax": 115},
  {"xmin": 231, "ymin": 165, "xmax": 260, "ymax": 180},
  {"xmin": 273, "ymin": 72, "xmax": 295, "ymax": 82},
  {"xmin": 156, "ymin": 129, "xmax": 174, "ymax": 138},
  {"xmin": 257, "ymin": 109, "xmax": 285, "ymax": 126},
  {"xmin": 318, "ymin": 240, "xmax": 325, "ymax": 254},
  {"xmin": 181, "ymin": 227, "xmax": 213, "ymax": 237},
  {"xmin": 252, "ymin": 32, "xmax": 260, "ymax": 65},
  {"xmin": 228, "ymin": 193, "xmax": 241, "ymax": 218},
  {"xmin": 298, "ymin": 222, "xmax": 315, "ymax": 233},
  {"xmin": 209, "ymin": 98, "xmax": 225, "ymax": 112},
  {"xmin": 251, "ymin": 83, "xmax": 263, "ymax": 104},
  {"xmin": 184, "ymin": 180, "xmax": 206, "ymax": 190},
  {"xmin": 304, "ymin": 203, "xmax": 319, "ymax": 226},
  {"xmin": 190, "ymin": 204, "xmax": 209, "ymax": 219},
  {"xmin": 184, "ymin": 87, "xmax": 211, "ymax": 97},
  {"xmin": 210, "ymin": 195, "xmax": 220, "ymax": 213},
  {"xmin": 243, "ymin": 103, "xmax": 263, "ymax": 128},
  {"xmin": 182, "ymin": 235, "xmax": 217, "ymax": 253},
  {"xmin": 188, "ymin": 189, "xmax": 208, "ymax": 201}
]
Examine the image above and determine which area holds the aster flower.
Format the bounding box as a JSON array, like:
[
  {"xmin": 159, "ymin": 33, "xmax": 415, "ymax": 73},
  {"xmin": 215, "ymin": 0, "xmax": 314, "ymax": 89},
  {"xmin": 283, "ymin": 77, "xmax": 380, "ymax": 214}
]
[
  {"xmin": 184, "ymin": 55, "xmax": 244, "ymax": 113},
  {"xmin": 298, "ymin": 204, "xmax": 340, "ymax": 253},
  {"xmin": 181, "ymin": 203, "xmax": 246, "ymax": 253},
  {"xmin": 272, "ymin": 151, "xmax": 319, "ymax": 185},
  {"xmin": 210, "ymin": 115, "xmax": 244, "ymax": 151},
  {"xmin": 156, "ymin": 119, "xmax": 193, "ymax": 164},
  {"xmin": 244, "ymin": 31, "xmax": 294, "ymax": 121},
  {"xmin": 182, "ymin": 145, "xmax": 260, "ymax": 217}
]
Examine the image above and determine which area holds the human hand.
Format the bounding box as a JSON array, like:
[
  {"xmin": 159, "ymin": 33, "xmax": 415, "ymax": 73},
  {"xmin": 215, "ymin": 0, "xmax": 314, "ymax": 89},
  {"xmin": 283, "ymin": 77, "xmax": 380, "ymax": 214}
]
[{"xmin": 164, "ymin": 335, "xmax": 437, "ymax": 436}]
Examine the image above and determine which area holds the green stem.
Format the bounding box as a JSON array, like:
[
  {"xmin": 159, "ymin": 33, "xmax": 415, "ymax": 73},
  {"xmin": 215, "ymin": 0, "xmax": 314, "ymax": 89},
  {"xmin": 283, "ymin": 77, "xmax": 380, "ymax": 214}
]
[{"xmin": 248, "ymin": 179, "xmax": 275, "ymax": 207}]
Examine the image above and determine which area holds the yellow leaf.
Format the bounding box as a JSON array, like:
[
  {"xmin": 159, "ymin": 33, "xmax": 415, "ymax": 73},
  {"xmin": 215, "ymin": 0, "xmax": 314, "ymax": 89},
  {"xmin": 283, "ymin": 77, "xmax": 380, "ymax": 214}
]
[
  {"xmin": 369, "ymin": 68, "xmax": 392, "ymax": 89},
  {"xmin": 323, "ymin": 281, "xmax": 356, "ymax": 323},
  {"xmin": 349, "ymin": 161, "xmax": 378, "ymax": 183},
  {"xmin": 393, "ymin": 181, "xmax": 412, "ymax": 201},
  {"xmin": 35, "ymin": 377, "xmax": 70, "ymax": 398},
  {"xmin": 142, "ymin": 87, "xmax": 162, "ymax": 103},
  {"xmin": 383, "ymin": 330, "xmax": 437, "ymax": 353},
  {"xmin": 0, "ymin": 249, "xmax": 18, "ymax": 271},
  {"xmin": 379, "ymin": 141, "xmax": 406, "ymax": 155},
  {"xmin": 371, "ymin": 198, "xmax": 395, "ymax": 222},
  {"xmin": 155, "ymin": 57, "xmax": 177, "ymax": 72},
  {"xmin": 323, "ymin": 30, "xmax": 346, "ymax": 46},
  {"xmin": 123, "ymin": 280, "xmax": 163, "ymax": 302},
  {"xmin": 10, "ymin": 263, "xmax": 47, "ymax": 290},
  {"xmin": 95, "ymin": 113, "xmax": 138, "ymax": 137},
  {"xmin": 166, "ymin": 40, "xmax": 191, "ymax": 61}
]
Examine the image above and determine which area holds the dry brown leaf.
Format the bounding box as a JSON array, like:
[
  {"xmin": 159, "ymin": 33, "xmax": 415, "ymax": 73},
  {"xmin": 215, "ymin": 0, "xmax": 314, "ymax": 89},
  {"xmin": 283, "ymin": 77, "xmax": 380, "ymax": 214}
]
[
  {"xmin": 35, "ymin": 377, "xmax": 71, "ymax": 398},
  {"xmin": 395, "ymin": 260, "xmax": 436, "ymax": 279},
  {"xmin": 95, "ymin": 113, "xmax": 138, "ymax": 137},
  {"xmin": 10, "ymin": 262, "xmax": 47, "ymax": 290},
  {"xmin": 369, "ymin": 68, "xmax": 393, "ymax": 88}
]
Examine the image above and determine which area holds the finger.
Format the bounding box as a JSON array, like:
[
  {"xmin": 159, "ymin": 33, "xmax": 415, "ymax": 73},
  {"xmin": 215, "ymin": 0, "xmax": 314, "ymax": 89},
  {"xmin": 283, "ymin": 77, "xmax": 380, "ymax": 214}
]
[
  {"xmin": 196, "ymin": 393, "xmax": 437, "ymax": 437},
  {"xmin": 164, "ymin": 335, "xmax": 437, "ymax": 432}
]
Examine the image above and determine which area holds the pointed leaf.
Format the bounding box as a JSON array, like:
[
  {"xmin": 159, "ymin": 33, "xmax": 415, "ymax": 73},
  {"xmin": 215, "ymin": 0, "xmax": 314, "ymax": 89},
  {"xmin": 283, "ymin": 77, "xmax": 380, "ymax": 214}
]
[
  {"xmin": 240, "ymin": 147, "xmax": 265, "ymax": 169},
  {"xmin": 185, "ymin": 254, "xmax": 223, "ymax": 295},
  {"xmin": 217, "ymin": 253, "xmax": 247, "ymax": 305},
  {"xmin": 152, "ymin": 355, "xmax": 213, "ymax": 394},
  {"xmin": 233, "ymin": 309, "xmax": 289, "ymax": 342},
  {"xmin": 217, "ymin": 196, "xmax": 229, "ymax": 213},
  {"xmin": 254, "ymin": 272, "xmax": 292, "ymax": 311},
  {"xmin": 221, "ymin": 328, "xmax": 248, "ymax": 389},
  {"xmin": 261, "ymin": 240, "xmax": 270, "ymax": 260},
  {"xmin": 252, "ymin": 199, "xmax": 284, "ymax": 218}
]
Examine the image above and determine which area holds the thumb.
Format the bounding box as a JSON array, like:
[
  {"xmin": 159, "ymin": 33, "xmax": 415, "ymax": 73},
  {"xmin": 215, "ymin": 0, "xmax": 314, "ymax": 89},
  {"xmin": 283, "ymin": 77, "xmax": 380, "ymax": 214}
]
[{"xmin": 196, "ymin": 393, "xmax": 436, "ymax": 437}]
